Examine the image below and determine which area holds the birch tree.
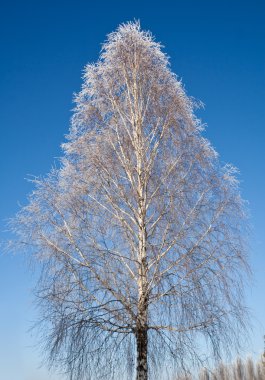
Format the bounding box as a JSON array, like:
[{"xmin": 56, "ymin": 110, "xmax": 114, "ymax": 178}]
[{"xmin": 12, "ymin": 22, "xmax": 249, "ymax": 380}]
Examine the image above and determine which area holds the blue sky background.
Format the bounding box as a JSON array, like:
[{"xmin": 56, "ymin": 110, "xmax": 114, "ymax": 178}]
[{"xmin": 0, "ymin": 0, "xmax": 264, "ymax": 379}]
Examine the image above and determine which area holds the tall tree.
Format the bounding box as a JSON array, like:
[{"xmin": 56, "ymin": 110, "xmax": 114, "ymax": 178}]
[{"xmin": 12, "ymin": 22, "xmax": 249, "ymax": 380}]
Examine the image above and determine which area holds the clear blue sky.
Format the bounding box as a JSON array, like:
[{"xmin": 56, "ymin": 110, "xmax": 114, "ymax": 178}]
[{"xmin": 0, "ymin": 1, "xmax": 264, "ymax": 379}]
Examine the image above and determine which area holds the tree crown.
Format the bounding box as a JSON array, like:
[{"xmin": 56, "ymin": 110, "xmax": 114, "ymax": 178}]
[{"xmin": 11, "ymin": 21, "xmax": 249, "ymax": 380}]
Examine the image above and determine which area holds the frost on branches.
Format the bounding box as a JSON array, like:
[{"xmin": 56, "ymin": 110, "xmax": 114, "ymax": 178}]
[{"xmin": 12, "ymin": 22, "xmax": 249, "ymax": 380}]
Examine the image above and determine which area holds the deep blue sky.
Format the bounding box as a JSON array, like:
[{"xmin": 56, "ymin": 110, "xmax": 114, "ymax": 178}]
[{"xmin": 0, "ymin": 1, "xmax": 264, "ymax": 379}]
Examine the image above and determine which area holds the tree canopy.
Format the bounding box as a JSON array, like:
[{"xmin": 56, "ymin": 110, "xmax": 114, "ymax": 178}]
[{"xmin": 12, "ymin": 22, "xmax": 249, "ymax": 380}]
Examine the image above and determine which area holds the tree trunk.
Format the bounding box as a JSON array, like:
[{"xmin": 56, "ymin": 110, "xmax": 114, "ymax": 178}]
[{"xmin": 136, "ymin": 325, "xmax": 148, "ymax": 380}]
